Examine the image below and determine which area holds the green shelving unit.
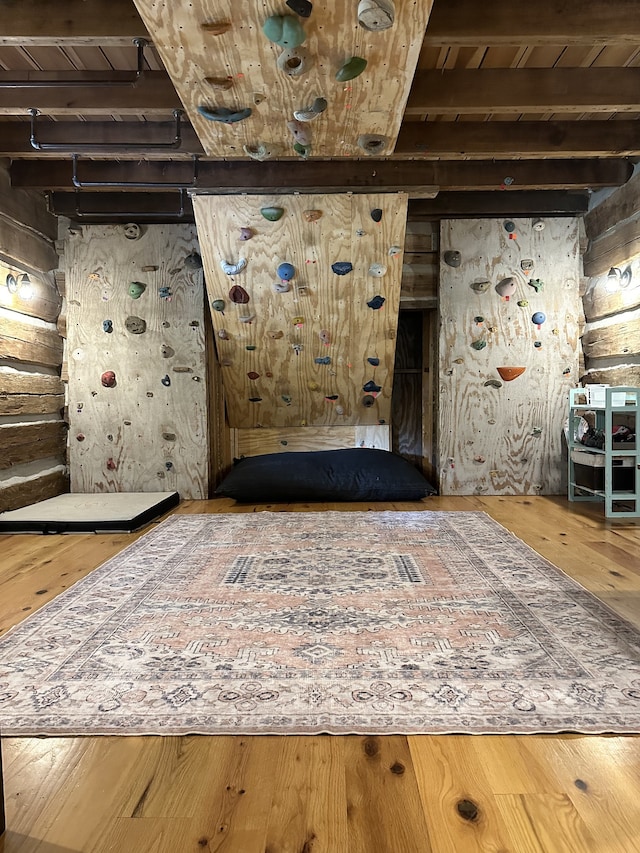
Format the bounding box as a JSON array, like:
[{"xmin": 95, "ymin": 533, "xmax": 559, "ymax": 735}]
[{"xmin": 568, "ymin": 386, "xmax": 639, "ymax": 520}]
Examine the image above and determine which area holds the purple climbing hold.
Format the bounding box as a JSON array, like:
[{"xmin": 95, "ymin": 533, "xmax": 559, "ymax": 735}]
[
  {"xmin": 363, "ymin": 380, "xmax": 382, "ymax": 393},
  {"xmin": 332, "ymin": 261, "xmax": 353, "ymax": 276},
  {"xmin": 367, "ymin": 357, "xmax": 380, "ymax": 366},
  {"xmin": 367, "ymin": 295, "xmax": 385, "ymax": 310},
  {"xmin": 229, "ymin": 284, "xmax": 250, "ymax": 304},
  {"xmin": 239, "ymin": 227, "xmax": 254, "ymax": 241}
]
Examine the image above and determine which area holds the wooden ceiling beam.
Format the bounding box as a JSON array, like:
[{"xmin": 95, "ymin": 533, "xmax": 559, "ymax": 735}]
[
  {"xmin": 11, "ymin": 158, "xmax": 633, "ymax": 194},
  {"xmin": 396, "ymin": 120, "xmax": 640, "ymax": 159},
  {"xmin": 0, "ymin": 72, "xmax": 179, "ymax": 115},
  {"xmin": 424, "ymin": 0, "xmax": 640, "ymax": 46},
  {"xmin": 405, "ymin": 68, "xmax": 640, "ymax": 115},
  {"xmin": 0, "ymin": 0, "xmax": 149, "ymax": 45}
]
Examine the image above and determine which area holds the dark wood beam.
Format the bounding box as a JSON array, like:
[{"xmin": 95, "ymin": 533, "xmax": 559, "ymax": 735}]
[
  {"xmin": 49, "ymin": 190, "xmax": 590, "ymax": 222},
  {"xmin": 0, "ymin": 72, "xmax": 179, "ymax": 115},
  {"xmin": 0, "ymin": 120, "xmax": 203, "ymax": 158},
  {"xmin": 0, "ymin": 0, "xmax": 149, "ymax": 45},
  {"xmin": 405, "ymin": 68, "xmax": 640, "ymax": 115},
  {"xmin": 424, "ymin": 0, "xmax": 640, "ymax": 45},
  {"xmin": 396, "ymin": 120, "xmax": 640, "ymax": 159},
  {"xmin": 584, "ymin": 170, "xmax": 640, "ymax": 239},
  {"xmin": 12, "ymin": 158, "xmax": 633, "ymax": 194}
]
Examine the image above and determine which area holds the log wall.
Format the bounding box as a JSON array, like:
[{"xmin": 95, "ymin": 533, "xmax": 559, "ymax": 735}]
[{"xmin": 439, "ymin": 217, "xmax": 580, "ymax": 496}]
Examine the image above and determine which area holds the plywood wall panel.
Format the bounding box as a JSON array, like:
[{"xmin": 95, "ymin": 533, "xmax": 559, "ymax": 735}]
[
  {"xmin": 65, "ymin": 225, "xmax": 208, "ymax": 499},
  {"xmin": 439, "ymin": 217, "xmax": 580, "ymax": 496},
  {"xmin": 133, "ymin": 0, "xmax": 433, "ymax": 159},
  {"xmin": 193, "ymin": 192, "xmax": 407, "ymax": 430}
]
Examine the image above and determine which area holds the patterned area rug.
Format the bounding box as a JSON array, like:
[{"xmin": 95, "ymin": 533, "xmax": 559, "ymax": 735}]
[{"xmin": 1, "ymin": 511, "xmax": 639, "ymax": 735}]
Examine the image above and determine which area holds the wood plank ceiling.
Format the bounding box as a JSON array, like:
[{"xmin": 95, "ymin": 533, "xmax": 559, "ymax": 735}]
[{"xmin": 0, "ymin": 0, "xmax": 638, "ymax": 220}]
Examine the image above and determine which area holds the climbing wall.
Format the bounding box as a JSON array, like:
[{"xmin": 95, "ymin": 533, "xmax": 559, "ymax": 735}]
[
  {"xmin": 132, "ymin": 0, "xmax": 433, "ymax": 159},
  {"xmin": 66, "ymin": 224, "xmax": 208, "ymax": 498},
  {"xmin": 193, "ymin": 192, "xmax": 407, "ymax": 435},
  {"xmin": 439, "ymin": 217, "xmax": 580, "ymax": 496}
]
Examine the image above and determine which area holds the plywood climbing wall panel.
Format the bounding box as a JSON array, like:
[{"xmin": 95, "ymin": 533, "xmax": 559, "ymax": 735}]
[
  {"xmin": 66, "ymin": 224, "xmax": 208, "ymax": 499},
  {"xmin": 132, "ymin": 0, "xmax": 433, "ymax": 159},
  {"xmin": 439, "ymin": 217, "xmax": 580, "ymax": 496},
  {"xmin": 193, "ymin": 192, "xmax": 407, "ymax": 429}
]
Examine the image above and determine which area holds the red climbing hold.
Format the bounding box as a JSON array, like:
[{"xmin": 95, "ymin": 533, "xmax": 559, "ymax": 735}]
[{"xmin": 101, "ymin": 370, "xmax": 116, "ymax": 388}]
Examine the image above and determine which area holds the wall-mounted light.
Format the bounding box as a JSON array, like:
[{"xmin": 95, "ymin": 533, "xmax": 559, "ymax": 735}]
[
  {"xmin": 606, "ymin": 266, "xmax": 622, "ymax": 293},
  {"xmin": 17, "ymin": 273, "xmax": 33, "ymax": 301}
]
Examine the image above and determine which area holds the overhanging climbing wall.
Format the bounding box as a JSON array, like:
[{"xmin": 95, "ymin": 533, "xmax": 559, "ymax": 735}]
[
  {"xmin": 66, "ymin": 224, "xmax": 208, "ymax": 498},
  {"xmin": 439, "ymin": 217, "xmax": 580, "ymax": 496},
  {"xmin": 193, "ymin": 192, "xmax": 408, "ymax": 429},
  {"xmin": 132, "ymin": 0, "xmax": 433, "ymax": 158}
]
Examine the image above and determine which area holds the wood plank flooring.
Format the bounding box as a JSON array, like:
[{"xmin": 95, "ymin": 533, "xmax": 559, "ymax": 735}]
[{"xmin": 0, "ymin": 496, "xmax": 639, "ymax": 853}]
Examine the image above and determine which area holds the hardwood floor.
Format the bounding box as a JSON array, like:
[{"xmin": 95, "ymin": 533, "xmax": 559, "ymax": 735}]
[{"xmin": 0, "ymin": 496, "xmax": 639, "ymax": 853}]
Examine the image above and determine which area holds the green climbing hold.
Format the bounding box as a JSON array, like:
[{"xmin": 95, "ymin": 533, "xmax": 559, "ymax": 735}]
[
  {"xmin": 335, "ymin": 56, "xmax": 367, "ymax": 82},
  {"xmin": 128, "ymin": 281, "xmax": 146, "ymax": 299},
  {"xmin": 471, "ymin": 339, "xmax": 487, "ymax": 350},
  {"xmin": 528, "ymin": 278, "xmax": 544, "ymax": 292},
  {"xmin": 261, "ymin": 206, "xmax": 284, "ymax": 221},
  {"xmin": 212, "ymin": 299, "xmax": 225, "ymax": 313},
  {"xmin": 263, "ymin": 14, "xmax": 306, "ymax": 48},
  {"xmin": 293, "ymin": 142, "xmax": 312, "ymax": 158},
  {"xmin": 517, "ymin": 300, "xmax": 529, "ymax": 307},
  {"xmin": 197, "ymin": 105, "xmax": 252, "ymax": 123}
]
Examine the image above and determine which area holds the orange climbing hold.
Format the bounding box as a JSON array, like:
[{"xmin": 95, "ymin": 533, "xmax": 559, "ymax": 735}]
[{"xmin": 496, "ymin": 366, "xmax": 526, "ymax": 382}]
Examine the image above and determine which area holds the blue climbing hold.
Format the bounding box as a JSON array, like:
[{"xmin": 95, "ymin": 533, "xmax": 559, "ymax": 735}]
[
  {"xmin": 363, "ymin": 380, "xmax": 382, "ymax": 393},
  {"xmin": 314, "ymin": 356, "xmax": 331, "ymax": 365},
  {"xmin": 197, "ymin": 105, "xmax": 252, "ymax": 123},
  {"xmin": 277, "ymin": 262, "xmax": 295, "ymax": 281},
  {"xmin": 161, "ymin": 375, "xmax": 171, "ymax": 386},
  {"xmin": 102, "ymin": 319, "xmax": 113, "ymax": 333},
  {"xmin": 367, "ymin": 357, "xmax": 380, "ymax": 366},
  {"xmin": 367, "ymin": 295, "xmax": 385, "ymax": 310},
  {"xmin": 331, "ymin": 262, "xmax": 353, "ymax": 276}
]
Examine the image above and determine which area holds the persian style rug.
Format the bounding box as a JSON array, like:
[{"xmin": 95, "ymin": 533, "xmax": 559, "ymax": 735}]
[{"xmin": 1, "ymin": 511, "xmax": 639, "ymax": 736}]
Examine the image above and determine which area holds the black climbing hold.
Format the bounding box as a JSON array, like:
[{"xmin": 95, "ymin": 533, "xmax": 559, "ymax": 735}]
[
  {"xmin": 102, "ymin": 319, "xmax": 113, "ymax": 333},
  {"xmin": 363, "ymin": 380, "xmax": 381, "ymax": 393},
  {"xmin": 197, "ymin": 105, "xmax": 252, "ymax": 123},
  {"xmin": 362, "ymin": 395, "xmax": 376, "ymax": 407},
  {"xmin": 161, "ymin": 375, "xmax": 171, "ymax": 386},
  {"xmin": 286, "ymin": 0, "xmax": 312, "ymax": 16},
  {"xmin": 484, "ymin": 379, "xmax": 502, "ymax": 388},
  {"xmin": 367, "ymin": 357, "xmax": 380, "ymax": 366},
  {"xmin": 367, "ymin": 295, "xmax": 385, "ymax": 310},
  {"xmin": 325, "ymin": 395, "xmax": 338, "ymax": 401},
  {"xmin": 246, "ymin": 345, "xmax": 257, "ymax": 351},
  {"xmin": 314, "ymin": 356, "xmax": 331, "ymax": 365},
  {"xmin": 249, "ymin": 397, "xmax": 262, "ymax": 402},
  {"xmin": 184, "ymin": 252, "xmax": 203, "ymax": 269},
  {"xmin": 331, "ymin": 261, "xmax": 353, "ymax": 276},
  {"xmin": 371, "ymin": 208, "xmax": 383, "ymax": 222}
]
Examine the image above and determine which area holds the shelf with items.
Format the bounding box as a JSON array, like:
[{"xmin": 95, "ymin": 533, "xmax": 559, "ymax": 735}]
[{"xmin": 567, "ymin": 386, "xmax": 639, "ymax": 519}]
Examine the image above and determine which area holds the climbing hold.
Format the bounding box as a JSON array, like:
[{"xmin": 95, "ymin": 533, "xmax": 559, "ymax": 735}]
[
  {"xmin": 358, "ymin": 0, "xmax": 395, "ymax": 30},
  {"xmin": 292, "ymin": 343, "xmax": 303, "ymax": 355},
  {"xmin": 319, "ymin": 329, "xmax": 331, "ymax": 345},
  {"xmin": 281, "ymin": 395, "xmax": 292, "ymax": 404},
  {"xmin": 532, "ymin": 218, "xmax": 546, "ymax": 231},
  {"xmin": 294, "ymin": 97, "xmax": 328, "ymax": 122},
  {"xmin": 172, "ymin": 366, "xmax": 192, "ymax": 373},
  {"xmin": 161, "ymin": 344, "xmax": 175, "ymax": 358},
  {"xmin": 336, "ymin": 56, "xmax": 367, "ymax": 82},
  {"xmin": 76, "ymin": 433, "xmax": 85, "ymax": 442},
  {"xmin": 332, "ymin": 261, "xmax": 353, "ymax": 275},
  {"xmin": 504, "ymin": 220, "xmax": 516, "ymax": 233},
  {"xmin": 303, "ymin": 209, "xmax": 322, "ymax": 222},
  {"xmin": 201, "ymin": 20, "xmax": 232, "ymax": 35},
  {"xmin": 552, "ymin": 328, "xmax": 559, "ymax": 336},
  {"xmin": 362, "ymin": 395, "xmax": 376, "ymax": 407},
  {"xmin": 532, "ymin": 311, "xmax": 546, "ymax": 329},
  {"xmin": 247, "ymin": 372, "xmax": 260, "ymax": 380},
  {"xmin": 534, "ymin": 341, "xmax": 542, "ymax": 348},
  {"xmin": 444, "ymin": 250, "xmax": 461, "ymax": 267},
  {"xmin": 128, "ymin": 281, "xmax": 146, "ymax": 299},
  {"xmin": 471, "ymin": 339, "xmax": 487, "ymax": 350},
  {"xmin": 268, "ymin": 330, "xmax": 284, "ymax": 339},
  {"xmin": 261, "ymin": 206, "xmax": 284, "ymax": 221},
  {"xmin": 212, "ymin": 299, "xmax": 225, "ymax": 313},
  {"xmin": 102, "ymin": 319, "xmax": 113, "ymax": 333},
  {"xmin": 388, "ymin": 245, "xmax": 402, "ymax": 257},
  {"xmin": 532, "ymin": 427, "xmax": 542, "ymax": 437},
  {"xmin": 246, "ymin": 345, "xmax": 257, "ymax": 351},
  {"xmin": 563, "ymin": 367, "xmax": 571, "ymax": 375},
  {"xmin": 517, "ymin": 299, "xmax": 529, "ymax": 307},
  {"xmin": 239, "ymin": 313, "xmax": 256, "ymax": 324},
  {"xmin": 161, "ymin": 375, "xmax": 171, "ymax": 386},
  {"xmin": 367, "ymin": 295, "xmax": 385, "ymax": 310},
  {"xmin": 272, "ymin": 280, "xmax": 291, "ymax": 293},
  {"xmin": 101, "ymin": 370, "xmax": 116, "ymax": 388},
  {"xmin": 307, "ymin": 380, "xmax": 320, "ymax": 391},
  {"xmin": 277, "ymin": 47, "xmax": 312, "ymax": 76},
  {"xmin": 229, "ymin": 284, "xmax": 250, "ymax": 303},
  {"xmin": 286, "ymin": 0, "xmax": 313, "ymax": 16},
  {"xmin": 125, "ymin": 316, "xmax": 147, "ymax": 334},
  {"xmin": 190, "ymin": 320, "xmax": 200, "ymax": 328},
  {"xmin": 106, "ymin": 458, "xmax": 117, "ymax": 470},
  {"xmin": 252, "ymin": 92, "xmax": 266, "ymax": 106},
  {"xmin": 217, "ymin": 329, "xmax": 229, "ymax": 341},
  {"xmin": 369, "ymin": 263, "xmax": 387, "ymax": 277},
  {"xmin": 335, "ymin": 405, "xmax": 344, "ymax": 415},
  {"xmin": 371, "ymin": 208, "xmax": 383, "ymax": 222},
  {"xmin": 249, "ymin": 397, "xmax": 262, "ymax": 403},
  {"xmin": 197, "ymin": 105, "xmax": 252, "ymax": 123},
  {"xmin": 363, "ymin": 380, "xmax": 382, "ymax": 393},
  {"xmin": 239, "ymin": 227, "xmax": 253, "ymax": 241},
  {"xmin": 123, "ymin": 222, "xmax": 141, "ymax": 240},
  {"xmin": 358, "ymin": 134, "xmax": 388, "ymax": 155},
  {"xmin": 204, "ymin": 76, "xmax": 234, "ymax": 90},
  {"xmin": 293, "ymin": 142, "xmax": 312, "ymax": 158},
  {"xmin": 158, "ymin": 286, "xmax": 172, "ymax": 300},
  {"xmin": 220, "ymin": 257, "xmax": 247, "ymax": 275},
  {"xmin": 287, "ymin": 119, "xmax": 311, "ymax": 147},
  {"xmin": 263, "ymin": 14, "xmax": 306, "ymax": 48},
  {"xmin": 243, "ymin": 143, "xmax": 274, "ymax": 161},
  {"xmin": 484, "ymin": 380, "xmax": 502, "ymax": 390},
  {"xmin": 183, "ymin": 252, "xmax": 202, "ymax": 270},
  {"xmin": 470, "ymin": 280, "xmax": 490, "ymax": 293},
  {"xmin": 142, "ymin": 265, "xmax": 158, "ymax": 272},
  {"xmin": 496, "ymin": 277, "xmax": 516, "ymax": 300},
  {"xmin": 474, "ymin": 316, "xmax": 484, "ymax": 325},
  {"xmin": 325, "ymin": 394, "xmax": 339, "ymax": 401},
  {"xmin": 528, "ymin": 278, "xmax": 544, "ymax": 292},
  {"xmin": 521, "ymin": 259, "xmax": 534, "ymax": 273},
  {"xmin": 453, "ymin": 358, "xmax": 464, "ymax": 364},
  {"xmin": 473, "ymin": 455, "xmax": 486, "ymax": 464},
  {"xmin": 496, "ymin": 366, "xmax": 526, "ymax": 381},
  {"xmin": 315, "ymin": 356, "xmax": 331, "ymax": 365},
  {"xmin": 277, "ymin": 262, "xmax": 295, "ymax": 281},
  {"xmin": 292, "ymin": 316, "xmax": 304, "ymax": 325},
  {"xmin": 367, "ymin": 357, "xmax": 380, "ymax": 366}
]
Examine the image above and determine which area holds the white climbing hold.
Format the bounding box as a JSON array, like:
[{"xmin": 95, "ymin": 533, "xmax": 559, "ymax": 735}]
[
  {"xmin": 357, "ymin": 0, "xmax": 395, "ymax": 31},
  {"xmin": 220, "ymin": 257, "xmax": 247, "ymax": 275}
]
